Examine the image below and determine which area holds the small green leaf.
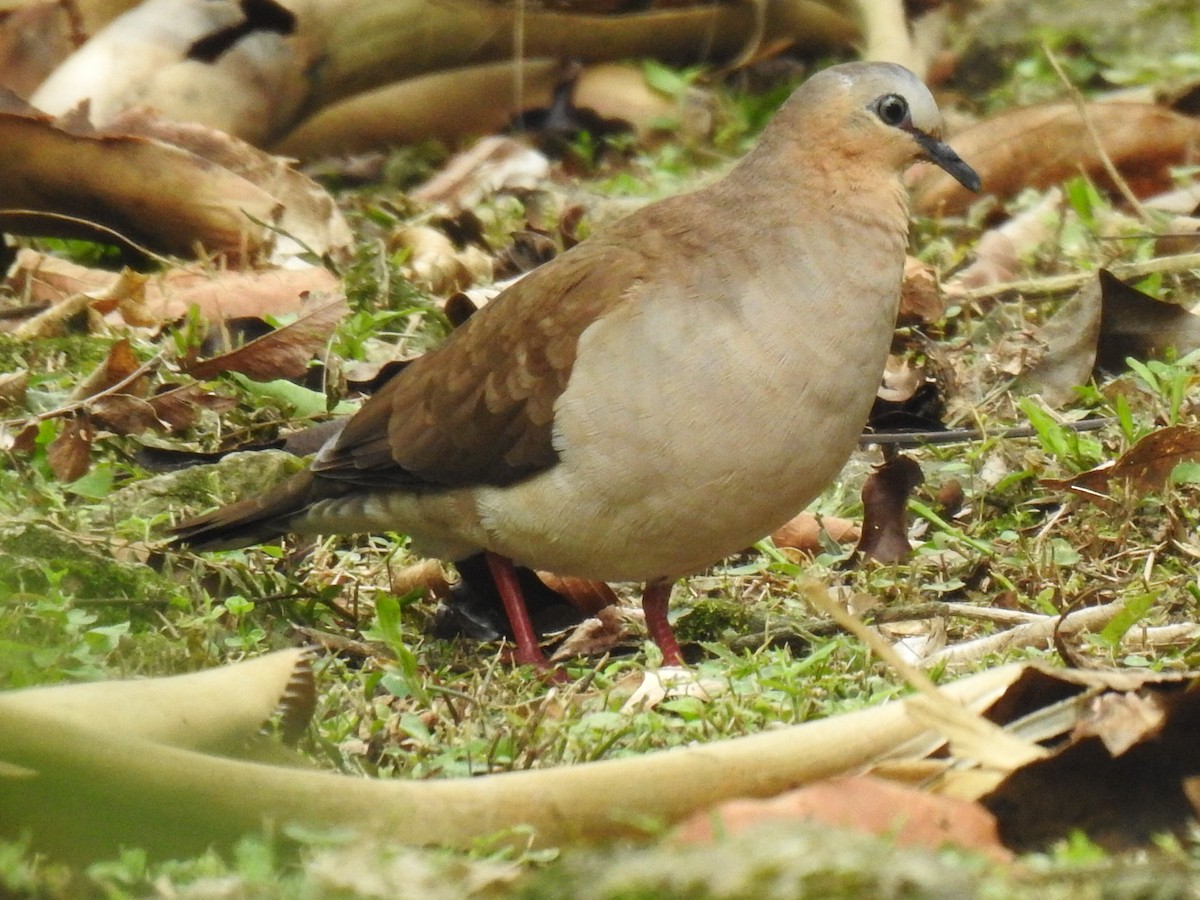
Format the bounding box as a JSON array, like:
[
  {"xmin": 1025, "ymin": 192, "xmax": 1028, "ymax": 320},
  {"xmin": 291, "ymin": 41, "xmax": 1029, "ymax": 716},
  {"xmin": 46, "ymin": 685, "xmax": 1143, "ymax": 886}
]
[
  {"xmin": 1114, "ymin": 393, "xmax": 1136, "ymax": 442},
  {"xmin": 66, "ymin": 463, "xmax": 114, "ymax": 499},
  {"xmin": 659, "ymin": 697, "xmax": 706, "ymax": 720},
  {"xmin": 370, "ymin": 593, "xmax": 404, "ymax": 647},
  {"xmin": 1018, "ymin": 397, "xmax": 1070, "ymax": 460},
  {"xmin": 1170, "ymin": 460, "xmax": 1200, "ymax": 484},
  {"xmin": 83, "ymin": 622, "xmax": 129, "ymax": 654},
  {"xmin": 223, "ymin": 595, "xmax": 255, "ymax": 616},
  {"xmin": 1064, "ymin": 176, "xmax": 1101, "ymax": 228},
  {"xmin": 229, "ymin": 373, "xmax": 356, "ymax": 417},
  {"xmin": 640, "ymin": 60, "xmax": 698, "ymax": 98},
  {"xmin": 1098, "ymin": 592, "xmax": 1156, "ymax": 648},
  {"xmin": 1050, "ymin": 539, "xmax": 1081, "ymax": 567},
  {"xmin": 1125, "ymin": 357, "xmax": 1158, "ymax": 393},
  {"xmin": 395, "ymin": 711, "xmax": 433, "ymax": 742}
]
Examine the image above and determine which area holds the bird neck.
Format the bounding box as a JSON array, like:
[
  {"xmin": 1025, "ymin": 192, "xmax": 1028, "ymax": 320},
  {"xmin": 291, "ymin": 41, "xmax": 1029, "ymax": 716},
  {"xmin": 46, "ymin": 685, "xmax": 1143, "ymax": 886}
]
[{"xmin": 720, "ymin": 140, "xmax": 912, "ymax": 248}]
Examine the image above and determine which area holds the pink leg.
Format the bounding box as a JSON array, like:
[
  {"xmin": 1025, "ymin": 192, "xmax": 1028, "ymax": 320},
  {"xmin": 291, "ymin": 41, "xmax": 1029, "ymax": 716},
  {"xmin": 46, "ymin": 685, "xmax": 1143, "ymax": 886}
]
[
  {"xmin": 485, "ymin": 552, "xmax": 548, "ymax": 669},
  {"xmin": 642, "ymin": 579, "xmax": 684, "ymax": 666}
]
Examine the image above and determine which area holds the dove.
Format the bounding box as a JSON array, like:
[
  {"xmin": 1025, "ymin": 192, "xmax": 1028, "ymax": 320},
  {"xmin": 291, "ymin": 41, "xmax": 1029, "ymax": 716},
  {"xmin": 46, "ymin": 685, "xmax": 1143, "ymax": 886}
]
[{"xmin": 173, "ymin": 61, "xmax": 980, "ymax": 669}]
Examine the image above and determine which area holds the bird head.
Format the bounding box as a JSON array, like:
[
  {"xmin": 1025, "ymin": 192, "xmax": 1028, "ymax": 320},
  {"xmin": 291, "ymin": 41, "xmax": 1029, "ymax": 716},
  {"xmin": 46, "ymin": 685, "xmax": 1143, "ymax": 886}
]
[{"xmin": 766, "ymin": 61, "xmax": 981, "ymax": 194}]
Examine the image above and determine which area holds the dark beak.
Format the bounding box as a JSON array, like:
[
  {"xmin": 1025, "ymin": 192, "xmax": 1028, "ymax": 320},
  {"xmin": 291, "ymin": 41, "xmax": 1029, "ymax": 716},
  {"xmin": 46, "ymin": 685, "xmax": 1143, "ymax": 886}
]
[{"xmin": 913, "ymin": 130, "xmax": 981, "ymax": 193}]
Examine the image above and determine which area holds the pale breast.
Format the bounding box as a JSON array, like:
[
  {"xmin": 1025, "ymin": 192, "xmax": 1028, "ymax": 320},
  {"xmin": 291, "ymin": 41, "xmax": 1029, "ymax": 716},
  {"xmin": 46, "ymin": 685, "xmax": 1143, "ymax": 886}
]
[{"xmin": 475, "ymin": 220, "xmax": 904, "ymax": 582}]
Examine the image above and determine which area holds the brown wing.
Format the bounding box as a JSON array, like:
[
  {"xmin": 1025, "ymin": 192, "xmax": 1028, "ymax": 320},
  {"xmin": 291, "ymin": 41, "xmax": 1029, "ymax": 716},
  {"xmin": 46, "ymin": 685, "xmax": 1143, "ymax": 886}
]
[{"xmin": 311, "ymin": 238, "xmax": 646, "ymax": 489}]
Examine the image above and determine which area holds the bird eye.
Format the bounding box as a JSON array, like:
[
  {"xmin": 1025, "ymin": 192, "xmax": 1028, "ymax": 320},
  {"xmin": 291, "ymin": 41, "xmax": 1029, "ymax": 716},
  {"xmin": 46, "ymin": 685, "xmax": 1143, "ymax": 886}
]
[{"xmin": 874, "ymin": 94, "xmax": 910, "ymax": 127}]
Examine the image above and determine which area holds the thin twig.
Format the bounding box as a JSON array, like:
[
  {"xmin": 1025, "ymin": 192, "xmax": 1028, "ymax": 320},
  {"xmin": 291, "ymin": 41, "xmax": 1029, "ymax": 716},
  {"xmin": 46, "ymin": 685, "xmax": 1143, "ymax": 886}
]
[
  {"xmin": 955, "ymin": 251, "xmax": 1200, "ymax": 302},
  {"xmin": 0, "ymin": 595, "xmax": 172, "ymax": 607},
  {"xmin": 1122, "ymin": 623, "xmax": 1200, "ymax": 651},
  {"xmin": 512, "ymin": 0, "xmax": 525, "ymax": 117},
  {"xmin": 290, "ymin": 625, "xmax": 384, "ymax": 660},
  {"xmin": 872, "ymin": 602, "xmax": 1049, "ymax": 626},
  {"xmin": 799, "ymin": 579, "xmax": 943, "ymax": 699},
  {"xmin": 922, "ymin": 602, "xmax": 1122, "ymax": 670},
  {"xmin": 1041, "ymin": 43, "xmax": 1150, "ymax": 222},
  {"xmin": 0, "ymin": 209, "xmax": 175, "ymax": 266},
  {"xmin": 800, "ymin": 579, "xmax": 1046, "ymax": 768},
  {"xmin": 0, "ymin": 353, "xmax": 164, "ymax": 429},
  {"xmin": 860, "ymin": 417, "xmax": 1113, "ymax": 448},
  {"xmin": 724, "ymin": 0, "xmax": 767, "ymax": 70}
]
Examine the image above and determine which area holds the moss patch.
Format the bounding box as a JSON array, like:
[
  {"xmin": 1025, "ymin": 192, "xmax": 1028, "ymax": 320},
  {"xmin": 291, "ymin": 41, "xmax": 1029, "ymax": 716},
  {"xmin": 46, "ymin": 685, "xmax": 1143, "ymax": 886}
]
[
  {"xmin": 675, "ymin": 597, "xmax": 756, "ymax": 644},
  {"xmin": 0, "ymin": 522, "xmax": 166, "ymax": 601},
  {"xmin": 106, "ymin": 449, "xmax": 307, "ymax": 525}
]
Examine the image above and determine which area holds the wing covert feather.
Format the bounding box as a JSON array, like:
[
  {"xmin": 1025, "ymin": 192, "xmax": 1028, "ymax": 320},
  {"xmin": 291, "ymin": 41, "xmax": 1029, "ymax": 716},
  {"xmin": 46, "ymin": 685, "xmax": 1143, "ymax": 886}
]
[{"xmin": 312, "ymin": 240, "xmax": 646, "ymax": 489}]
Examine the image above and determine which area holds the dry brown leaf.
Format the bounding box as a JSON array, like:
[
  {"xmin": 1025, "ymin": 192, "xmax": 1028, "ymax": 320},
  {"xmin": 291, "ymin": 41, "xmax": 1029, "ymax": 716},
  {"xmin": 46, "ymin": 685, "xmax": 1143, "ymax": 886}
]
[
  {"xmin": 147, "ymin": 382, "xmax": 236, "ymax": 430},
  {"xmin": 88, "ymin": 393, "xmax": 163, "ymax": 436},
  {"xmin": 110, "ymin": 282, "xmax": 159, "ymax": 328},
  {"xmin": 389, "ymin": 225, "xmax": 493, "ymax": 296},
  {"xmin": 8, "ymin": 268, "xmax": 148, "ymax": 339},
  {"xmin": 573, "ymin": 62, "xmax": 712, "ymax": 142},
  {"xmin": 28, "ymin": 0, "xmax": 855, "ymax": 153},
  {"xmin": 8, "ymin": 421, "xmax": 39, "ymax": 454},
  {"xmin": 1095, "ymin": 269, "xmax": 1200, "ymax": 367},
  {"xmin": 411, "ymin": 136, "xmax": 551, "ymax": 209},
  {"xmin": 927, "ymin": 481, "xmax": 961, "ymax": 521},
  {"xmin": 0, "ymin": 0, "xmax": 138, "ymax": 34},
  {"xmin": 1017, "ymin": 270, "xmax": 1200, "ymax": 406},
  {"xmin": 1042, "ymin": 425, "xmax": 1200, "ymax": 501},
  {"xmin": 342, "ymin": 358, "xmax": 411, "ymax": 395},
  {"xmin": 771, "ymin": 511, "xmax": 860, "ymax": 554},
  {"xmin": 0, "ymin": 92, "xmax": 275, "ymax": 259},
  {"xmin": 855, "ymin": 454, "xmax": 923, "ymax": 564},
  {"xmin": 0, "ymin": 92, "xmax": 350, "ymax": 263},
  {"xmin": 1074, "ymin": 692, "xmax": 1166, "ymax": 757},
  {"xmin": 880, "ymin": 617, "xmax": 947, "ymax": 666},
  {"xmin": 4, "ymin": 338, "xmax": 163, "ymax": 439},
  {"xmin": 981, "ymin": 674, "xmax": 1200, "ymax": 852},
  {"xmin": 106, "ymin": 107, "xmax": 352, "ymax": 262},
  {"xmin": 1013, "ymin": 273, "xmax": 1103, "ymax": 406},
  {"xmin": 274, "ymin": 59, "xmax": 565, "ymax": 159},
  {"xmin": 877, "ymin": 354, "xmax": 926, "ymax": 404},
  {"xmin": 278, "ymin": 54, "xmax": 710, "ymax": 159},
  {"xmin": 619, "ymin": 667, "xmax": 725, "ymax": 713},
  {"xmin": 46, "ymin": 416, "xmax": 93, "ymax": 481},
  {"xmin": 947, "ymin": 188, "xmax": 1064, "ymax": 293},
  {"xmin": 8, "ymin": 249, "xmax": 343, "ymax": 324},
  {"xmin": 185, "ymin": 294, "xmax": 349, "ymax": 381},
  {"xmin": 534, "ymin": 572, "xmax": 619, "ymax": 616},
  {"xmin": 70, "ymin": 338, "xmax": 144, "ymax": 403},
  {"xmin": 912, "ymin": 101, "xmax": 1200, "ymax": 217},
  {"xmin": 389, "ymin": 558, "xmax": 453, "ymax": 599},
  {"xmin": 897, "ymin": 255, "xmax": 941, "ymax": 324},
  {"xmin": 0, "ymin": 370, "xmax": 29, "ymax": 410},
  {"xmin": 549, "ymin": 606, "xmax": 631, "ymax": 661},
  {"xmin": 493, "ymin": 229, "xmax": 560, "ymax": 281},
  {"xmin": 672, "ymin": 775, "xmax": 1011, "ymax": 861},
  {"xmin": 1145, "ymin": 182, "xmax": 1200, "ymax": 215}
]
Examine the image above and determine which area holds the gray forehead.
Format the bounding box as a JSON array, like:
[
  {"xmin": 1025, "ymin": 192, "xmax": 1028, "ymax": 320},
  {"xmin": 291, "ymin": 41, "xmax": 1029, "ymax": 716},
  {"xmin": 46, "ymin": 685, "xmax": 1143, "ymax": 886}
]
[{"xmin": 824, "ymin": 61, "xmax": 943, "ymax": 131}]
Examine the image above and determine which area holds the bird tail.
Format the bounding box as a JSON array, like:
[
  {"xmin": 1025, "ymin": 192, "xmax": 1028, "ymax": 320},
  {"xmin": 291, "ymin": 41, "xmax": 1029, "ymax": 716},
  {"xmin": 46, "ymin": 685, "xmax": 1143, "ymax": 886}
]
[{"xmin": 170, "ymin": 469, "xmax": 328, "ymax": 552}]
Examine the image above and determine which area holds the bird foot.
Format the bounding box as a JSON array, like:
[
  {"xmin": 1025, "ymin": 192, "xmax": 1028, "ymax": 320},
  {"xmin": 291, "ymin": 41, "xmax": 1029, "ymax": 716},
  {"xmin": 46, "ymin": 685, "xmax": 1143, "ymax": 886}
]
[{"xmin": 642, "ymin": 579, "xmax": 685, "ymax": 667}]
